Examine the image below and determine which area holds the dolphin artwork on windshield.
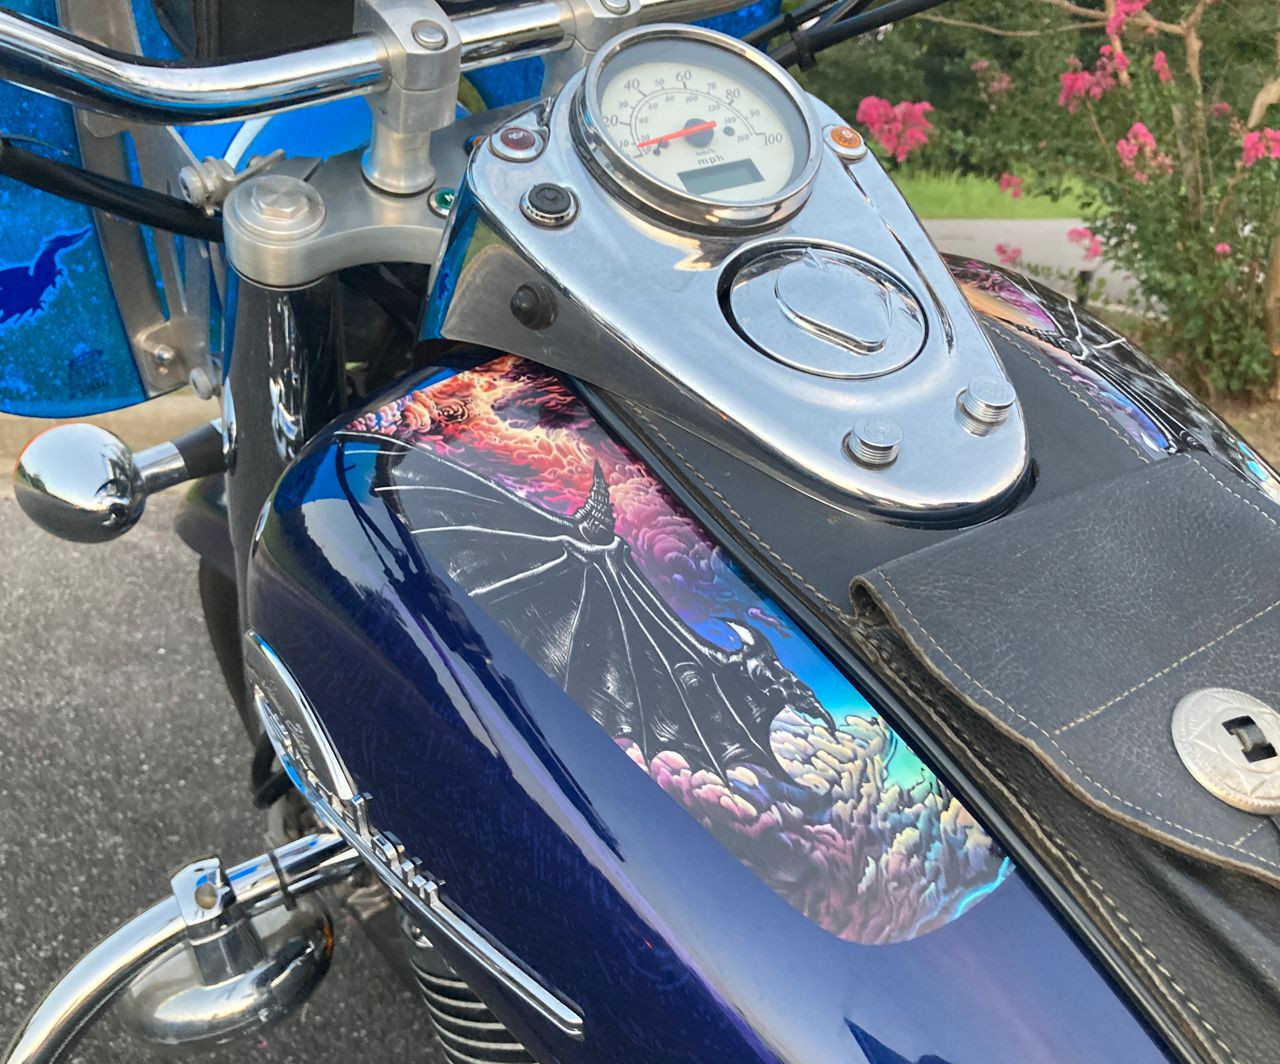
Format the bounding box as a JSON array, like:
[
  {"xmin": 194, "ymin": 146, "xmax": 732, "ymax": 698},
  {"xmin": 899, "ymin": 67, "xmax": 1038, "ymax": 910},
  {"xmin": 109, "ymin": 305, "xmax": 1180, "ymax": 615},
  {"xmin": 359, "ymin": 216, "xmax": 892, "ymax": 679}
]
[{"xmin": 0, "ymin": 227, "xmax": 91, "ymax": 327}]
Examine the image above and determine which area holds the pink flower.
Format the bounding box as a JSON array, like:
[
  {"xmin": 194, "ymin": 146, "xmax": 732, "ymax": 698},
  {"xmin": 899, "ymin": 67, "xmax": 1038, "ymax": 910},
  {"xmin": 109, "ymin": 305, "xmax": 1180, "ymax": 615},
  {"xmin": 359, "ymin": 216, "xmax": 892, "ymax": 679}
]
[
  {"xmin": 998, "ymin": 172, "xmax": 1023, "ymax": 198},
  {"xmin": 1152, "ymin": 51, "xmax": 1172, "ymax": 83},
  {"xmin": 1058, "ymin": 46, "xmax": 1126, "ymax": 112},
  {"xmin": 856, "ymin": 97, "xmax": 934, "ymax": 163},
  {"xmin": 1059, "ymin": 63, "xmax": 1093, "ymax": 112},
  {"xmin": 1102, "ymin": 44, "xmax": 1131, "ymax": 74},
  {"xmin": 1241, "ymin": 128, "xmax": 1280, "ymax": 167},
  {"xmin": 1116, "ymin": 122, "xmax": 1172, "ymax": 179},
  {"xmin": 1210, "ymin": 102, "xmax": 1233, "ymax": 118},
  {"xmin": 970, "ymin": 59, "xmax": 991, "ymax": 74},
  {"xmin": 1214, "ymin": 242, "xmax": 1232, "ymax": 255},
  {"xmin": 994, "ymin": 243, "xmax": 1022, "ymax": 266},
  {"xmin": 1068, "ymin": 226, "xmax": 1104, "ymax": 260},
  {"xmin": 1106, "ymin": 0, "xmax": 1149, "ymax": 36},
  {"xmin": 987, "ymin": 72, "xmax": 1014, "ymax": 96}
]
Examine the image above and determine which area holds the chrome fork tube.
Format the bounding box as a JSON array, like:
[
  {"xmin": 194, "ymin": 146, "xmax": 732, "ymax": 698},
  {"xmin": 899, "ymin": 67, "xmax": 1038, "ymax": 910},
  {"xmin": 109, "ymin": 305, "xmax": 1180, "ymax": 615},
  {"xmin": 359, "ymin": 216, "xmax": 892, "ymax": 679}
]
[{"xmin": 3, "ymin": 833, "xmax": 360, "ymax": 1064}]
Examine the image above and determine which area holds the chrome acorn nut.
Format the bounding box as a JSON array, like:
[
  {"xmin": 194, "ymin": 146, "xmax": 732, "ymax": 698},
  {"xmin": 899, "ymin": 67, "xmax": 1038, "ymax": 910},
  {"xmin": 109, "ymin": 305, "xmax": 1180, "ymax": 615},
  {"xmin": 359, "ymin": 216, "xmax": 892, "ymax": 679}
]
[{"xmin": 14, "ymin": 423, "xmax": 146, "ymax": 543}]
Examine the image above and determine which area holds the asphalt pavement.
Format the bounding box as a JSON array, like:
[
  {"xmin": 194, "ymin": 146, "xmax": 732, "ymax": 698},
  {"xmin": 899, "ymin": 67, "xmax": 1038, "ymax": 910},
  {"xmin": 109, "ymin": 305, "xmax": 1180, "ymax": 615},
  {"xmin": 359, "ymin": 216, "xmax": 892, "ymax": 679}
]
[
  {"xmin": 0, "ymin": 486, "xmax": 443, "ymax": 1062},
  {"xmin": 925, "ymin": 218, "xmax": 1136, "ymax": 303}
]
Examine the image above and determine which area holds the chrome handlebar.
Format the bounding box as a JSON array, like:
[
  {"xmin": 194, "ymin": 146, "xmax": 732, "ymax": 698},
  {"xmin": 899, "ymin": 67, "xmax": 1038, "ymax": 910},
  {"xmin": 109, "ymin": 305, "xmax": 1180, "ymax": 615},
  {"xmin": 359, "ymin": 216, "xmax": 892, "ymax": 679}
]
[
  {"xmin": 0, "ymin": 0, "xmax": 738, "ymax": 127},
  {"xmin": 0, "ymin": 12, "xmax": 388, "ymax": 124}
]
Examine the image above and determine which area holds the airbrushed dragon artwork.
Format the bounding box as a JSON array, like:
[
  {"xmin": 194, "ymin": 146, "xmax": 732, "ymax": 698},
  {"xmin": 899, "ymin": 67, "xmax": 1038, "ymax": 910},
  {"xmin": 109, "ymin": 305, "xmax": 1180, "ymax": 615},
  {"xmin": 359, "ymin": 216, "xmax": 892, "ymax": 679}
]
[{"xmin": 345, "ymin": 355, "xmax": 1009, "ymax": 947}]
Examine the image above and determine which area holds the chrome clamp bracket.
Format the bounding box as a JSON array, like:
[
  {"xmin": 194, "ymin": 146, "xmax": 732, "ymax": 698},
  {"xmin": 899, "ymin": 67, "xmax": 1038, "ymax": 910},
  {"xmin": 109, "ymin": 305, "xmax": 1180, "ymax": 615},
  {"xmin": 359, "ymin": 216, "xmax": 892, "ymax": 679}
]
[
  {"xmin": 3, "ymin": 834, "xmax": 360, "ymax": 1064},
  {"xmin": 222, "ymin": 108, "xmax": 512, "ymax": 287},
  {"xmin": 356, "ymin": 0, "xmax": 462, "ymax": 195}
]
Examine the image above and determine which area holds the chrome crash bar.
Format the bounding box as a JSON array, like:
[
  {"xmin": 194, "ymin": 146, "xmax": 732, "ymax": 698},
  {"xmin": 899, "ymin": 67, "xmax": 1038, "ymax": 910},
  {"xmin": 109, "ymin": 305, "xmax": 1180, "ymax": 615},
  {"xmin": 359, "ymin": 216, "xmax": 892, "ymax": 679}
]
[{"xmin": 3, "ymin": 832, "xmax": 360, "ymax": 1064}]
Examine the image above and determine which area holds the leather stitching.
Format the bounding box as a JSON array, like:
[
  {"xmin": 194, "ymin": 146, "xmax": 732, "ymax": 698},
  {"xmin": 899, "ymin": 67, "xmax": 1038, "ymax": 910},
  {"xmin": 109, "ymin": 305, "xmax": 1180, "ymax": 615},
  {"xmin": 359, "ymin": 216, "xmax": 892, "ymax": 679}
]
[
  {"xmin": 992, "ymin": 326, "xmax": 1153, "ymax": 464},
  {"xmin": 1233, "ymin": 820, "xmax": 1268, "ymax": 848},
  {"xmin": 874, "ymin": 572, "xmax": 1280, "ymax": 876},
  {"xmin": 1056, "ymin": 456, "xmax": 1280, "ymax": 734},
  {"xmin": 1191, "ymin": 451, "xmax": 1279, "ymax": 528},
  {"xmin": 624, "ymin": 403, "xmax": 855, "ymax": 622},
  {"xmin": 1054, "ymin": 597, "xmax": 1280, "ymax": 734}
]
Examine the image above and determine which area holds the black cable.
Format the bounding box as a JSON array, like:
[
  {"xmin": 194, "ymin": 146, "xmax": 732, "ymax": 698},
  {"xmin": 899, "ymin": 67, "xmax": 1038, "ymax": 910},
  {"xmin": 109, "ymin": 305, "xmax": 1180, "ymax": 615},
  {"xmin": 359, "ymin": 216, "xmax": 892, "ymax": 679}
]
[
  {"xmin": 0, "ymin": 136, "xmax": 222, "ymax": 241},
  {"xmin": 743, "ymin": 0, "xmax": 842, "ymax": 47},
  {"xmin": 769, "ymin": 0, "xmax": 954, "ymax": 68},
  {"xmin": 250, "ymin": 731, "xmax": 295, "ymax": 809},
  {"xmin": 814, "ymin": 0, "xmax": 879, "ymax": 30},
  {"xmin": 251, "ymin": 731, "xmax": 279, "ymax": 793},
  {"xmin": 340, "ymin": 262, "xmax": 424, "ymax": 333}
]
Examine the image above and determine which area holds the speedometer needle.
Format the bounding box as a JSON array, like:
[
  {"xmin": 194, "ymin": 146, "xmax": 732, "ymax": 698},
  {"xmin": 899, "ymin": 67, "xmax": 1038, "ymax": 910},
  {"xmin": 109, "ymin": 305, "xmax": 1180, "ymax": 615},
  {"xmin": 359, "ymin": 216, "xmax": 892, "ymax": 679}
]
[{"xmin": 635, "ymin": 119, "xmax": 717, "ymax": 149}]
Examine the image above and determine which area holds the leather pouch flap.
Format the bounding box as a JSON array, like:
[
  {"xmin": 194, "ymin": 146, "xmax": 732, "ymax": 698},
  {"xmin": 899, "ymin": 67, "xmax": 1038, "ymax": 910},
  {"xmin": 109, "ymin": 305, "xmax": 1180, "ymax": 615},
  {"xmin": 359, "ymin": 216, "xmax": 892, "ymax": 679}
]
[{"xmin": 853, "ymin": 454, "xmax": 1280, "ymax": 884}]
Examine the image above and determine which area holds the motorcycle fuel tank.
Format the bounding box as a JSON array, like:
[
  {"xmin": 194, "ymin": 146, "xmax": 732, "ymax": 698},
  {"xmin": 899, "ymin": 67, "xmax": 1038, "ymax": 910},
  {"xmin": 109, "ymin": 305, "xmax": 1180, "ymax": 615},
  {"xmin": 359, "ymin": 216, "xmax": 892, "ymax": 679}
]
[{"xmin": 245, "ymin": 350, "xmax": 1175, "ymax": 1063}]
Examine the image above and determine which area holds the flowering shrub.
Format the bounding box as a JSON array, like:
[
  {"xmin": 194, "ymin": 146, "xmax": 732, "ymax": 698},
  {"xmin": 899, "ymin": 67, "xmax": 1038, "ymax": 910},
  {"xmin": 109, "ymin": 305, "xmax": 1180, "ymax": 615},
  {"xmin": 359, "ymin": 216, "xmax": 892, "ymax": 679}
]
[
  {"xmin": 854, "ymin": 96, "xmax": 934, "ymax": 162},
  {"xmin": 1069, "ymin": 226, "xmax": 1105, "ymax": 260},
  {"xmin": 799, "ymin": 0, "xmax": 1280, "ymax": 397}
]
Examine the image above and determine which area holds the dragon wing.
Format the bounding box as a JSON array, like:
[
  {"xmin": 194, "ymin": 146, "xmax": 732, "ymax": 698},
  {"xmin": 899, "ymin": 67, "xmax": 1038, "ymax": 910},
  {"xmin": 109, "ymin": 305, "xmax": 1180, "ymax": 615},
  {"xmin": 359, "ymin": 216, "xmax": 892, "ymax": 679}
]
[{"xmin": 356, "ymin": 435, "xmax": 832, "ymax": 779}]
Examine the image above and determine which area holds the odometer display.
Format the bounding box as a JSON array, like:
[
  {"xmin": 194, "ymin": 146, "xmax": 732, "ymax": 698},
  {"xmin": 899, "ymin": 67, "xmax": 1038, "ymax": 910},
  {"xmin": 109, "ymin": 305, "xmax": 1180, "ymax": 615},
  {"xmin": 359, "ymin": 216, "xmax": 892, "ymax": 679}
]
[
  {"xmin": 677, "ymin": 158, "xmax": 764, "ymax": 196},
  {"xmin": 576, "ymin": 27, "xmax": 819, "ymax": 225}
]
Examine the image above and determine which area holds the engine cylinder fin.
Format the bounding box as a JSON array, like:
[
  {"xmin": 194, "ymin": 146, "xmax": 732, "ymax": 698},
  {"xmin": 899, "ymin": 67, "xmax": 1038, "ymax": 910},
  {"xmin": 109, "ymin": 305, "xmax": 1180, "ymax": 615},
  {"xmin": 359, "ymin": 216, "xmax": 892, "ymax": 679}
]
[{"xmin": 402, "ymin": 913, "xmax": 536, "ymax": 1064}]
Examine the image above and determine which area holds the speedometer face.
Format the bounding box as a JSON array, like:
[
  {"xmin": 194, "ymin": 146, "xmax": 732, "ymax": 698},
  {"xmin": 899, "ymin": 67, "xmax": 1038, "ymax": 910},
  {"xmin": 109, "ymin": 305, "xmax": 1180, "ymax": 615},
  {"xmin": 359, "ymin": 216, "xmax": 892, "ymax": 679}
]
[
  {"xmin": 577, "ymin": 28, "xmax": 819, "ymax": 224},
  {"xmin": 599, "ymin": 58, "xmax": 796, "ymax": 202}
]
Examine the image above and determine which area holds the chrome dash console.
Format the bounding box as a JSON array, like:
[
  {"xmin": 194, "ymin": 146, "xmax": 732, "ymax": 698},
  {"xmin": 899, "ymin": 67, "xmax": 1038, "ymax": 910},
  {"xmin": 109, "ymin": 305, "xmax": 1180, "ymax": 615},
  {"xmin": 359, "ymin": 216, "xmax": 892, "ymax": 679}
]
[{"xmin": 428, "ymin": 24, "xmax": 1029, "ymax": 520}]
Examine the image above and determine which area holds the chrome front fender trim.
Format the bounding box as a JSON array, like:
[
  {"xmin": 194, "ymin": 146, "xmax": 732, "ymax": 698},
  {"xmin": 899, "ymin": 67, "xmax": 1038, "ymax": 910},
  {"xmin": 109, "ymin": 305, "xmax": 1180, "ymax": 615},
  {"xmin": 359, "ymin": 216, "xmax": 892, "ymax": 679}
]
[
  {"xmin": 3, "ymin": 833, "xmax": 359, "ymax": 1064},
  {"xmin": 244, "ymin": 631, "xmax": 586, "ymax": 1040}
]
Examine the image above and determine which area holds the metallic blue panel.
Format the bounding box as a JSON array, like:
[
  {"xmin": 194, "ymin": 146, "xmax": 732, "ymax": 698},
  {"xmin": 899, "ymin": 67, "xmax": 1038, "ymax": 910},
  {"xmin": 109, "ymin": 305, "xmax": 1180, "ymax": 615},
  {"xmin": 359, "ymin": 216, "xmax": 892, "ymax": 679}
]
[
  {"xmin": 469, "ymin": 59, "xmax": 547, "ymax": 110},
  {"xmin": 249, "ymin": 358, "xmax": 1172, "ymax": 1063},
  {"xmin": 0, "ymin": 2, "xmax": 145, "ymax": 417},
  {"xmin": 467, "ymin": 0, "xmax": 781, "ymax": 109}
]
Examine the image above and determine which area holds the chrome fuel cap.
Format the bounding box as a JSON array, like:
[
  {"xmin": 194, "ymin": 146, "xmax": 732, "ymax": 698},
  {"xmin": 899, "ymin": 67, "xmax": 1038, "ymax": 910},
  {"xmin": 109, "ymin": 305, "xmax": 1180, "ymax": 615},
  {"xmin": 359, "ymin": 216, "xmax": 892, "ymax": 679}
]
[{"xmin": 726, "ymin": 244, "xmax": 927, "ymax": 379}]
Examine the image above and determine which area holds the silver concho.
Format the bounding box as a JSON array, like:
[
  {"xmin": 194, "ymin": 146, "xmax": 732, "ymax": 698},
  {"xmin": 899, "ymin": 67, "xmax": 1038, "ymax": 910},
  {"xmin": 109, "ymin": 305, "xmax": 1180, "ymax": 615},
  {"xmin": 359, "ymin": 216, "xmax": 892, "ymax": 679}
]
[{"xmin": 1171, "ymin": 687, "xmax": 1280, "ymax": 815}]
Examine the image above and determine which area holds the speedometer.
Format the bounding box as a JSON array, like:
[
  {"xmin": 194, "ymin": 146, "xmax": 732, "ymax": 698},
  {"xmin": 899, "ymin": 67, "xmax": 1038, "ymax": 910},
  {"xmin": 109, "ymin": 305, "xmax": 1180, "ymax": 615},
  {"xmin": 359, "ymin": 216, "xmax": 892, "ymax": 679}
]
[{"xmin": 573, "ymin": 26, "xmax": 821, "ymax": 228}]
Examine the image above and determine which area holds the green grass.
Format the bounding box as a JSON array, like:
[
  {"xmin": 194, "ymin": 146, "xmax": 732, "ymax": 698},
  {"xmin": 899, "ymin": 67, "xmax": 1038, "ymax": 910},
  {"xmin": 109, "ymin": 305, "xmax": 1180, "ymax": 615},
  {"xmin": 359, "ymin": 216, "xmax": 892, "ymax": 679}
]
[{"xmin": 894, "ymin": 171, "xmax": 1085, "ymax": 220}]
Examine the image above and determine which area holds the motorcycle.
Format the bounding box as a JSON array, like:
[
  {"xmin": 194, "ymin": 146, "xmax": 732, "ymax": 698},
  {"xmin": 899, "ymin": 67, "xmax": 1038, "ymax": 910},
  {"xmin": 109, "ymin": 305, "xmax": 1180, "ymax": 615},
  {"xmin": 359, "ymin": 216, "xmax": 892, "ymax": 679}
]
[{"xmin": 2, "ymin": 0, "xmax": 1279, "ymax": 1060}]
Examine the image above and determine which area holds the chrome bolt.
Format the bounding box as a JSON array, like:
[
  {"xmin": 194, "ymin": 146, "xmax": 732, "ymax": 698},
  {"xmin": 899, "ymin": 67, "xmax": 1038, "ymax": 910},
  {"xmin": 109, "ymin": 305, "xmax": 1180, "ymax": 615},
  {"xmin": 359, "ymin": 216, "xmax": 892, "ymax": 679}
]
[
  {"xmin": 251, "ymin": 179, "xmax": 308, "ymax": 222},
  {"xmin": 150, "ymin": 344, "xmax": 176, "ymax": 373},
  {"xmin": 959, "ymin": 376, "xmax": 1017, "ymax": 428},
  {"xmin": 229, "ymin": 175, "xmax": 326, "ymax": 241},
  {"xmin": 601, "ymin": 0, "xmax": 630, "ymax": 12},
  {"xmin": 177, "ymin": 157, "xmax": 235, "ymax": 211},
  {"xmin": 194, "ymin": 883, "xmax": 220, "ymax": 910},
  {"xmin": 412, "ymin": 20, "xmax": 448, "ymax": 49},
  {"xmin": 847, "ymin": 416, "xmax": 902, "ymax": 467}
]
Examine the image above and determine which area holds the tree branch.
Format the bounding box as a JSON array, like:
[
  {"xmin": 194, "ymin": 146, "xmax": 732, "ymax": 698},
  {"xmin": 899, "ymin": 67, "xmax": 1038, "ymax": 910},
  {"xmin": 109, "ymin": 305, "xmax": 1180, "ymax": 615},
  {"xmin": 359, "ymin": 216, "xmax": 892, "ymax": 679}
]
[
  {"xmin": 1027, "ymin": 0, "xmax": 1183, "ymax": 36},
  {"xmin": 1248, "ymin": 2, "xmax": 1280, "ymax": 128},
  {"xmin": 1248, "ymin": 78, "xmax": 1280, "ymax": 128},
  {"xmin": 917, "ymin": 12, "xmax": 1104, "ymax": 37}
]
